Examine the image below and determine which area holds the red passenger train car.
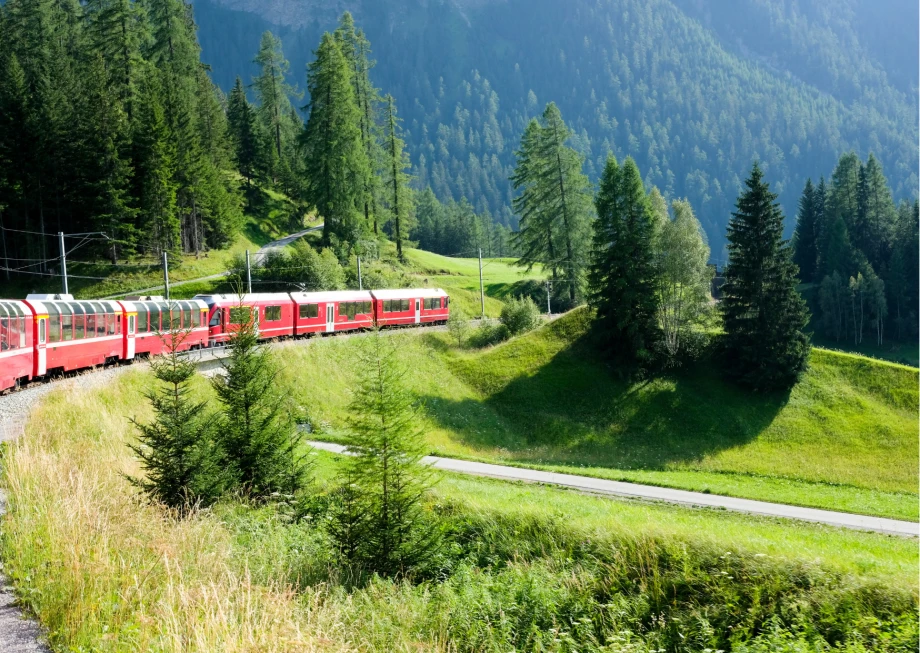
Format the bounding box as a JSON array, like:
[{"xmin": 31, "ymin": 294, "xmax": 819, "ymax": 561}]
[
  {"xmin": 372, "ymin": 288, "xmax": 449, "ymax": 327},
  {"xmin": 0, "ymin": 300, "xmax": 33, "ymax": 392},
  {"xmin": 23, "ymin": 295, "xmax": 127, "ymax": 376},
  {"xmin": 125, "ymin": 297, "xmax": 210, "ymax": 357},
  {"xmin": 291, "ymin": 291, "xmax": 375, "ymax": 335}
]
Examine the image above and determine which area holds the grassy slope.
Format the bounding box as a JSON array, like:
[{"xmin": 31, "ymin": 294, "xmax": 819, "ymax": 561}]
[
  {"xmin": 279, "ymin": 310, "xmax": 918, "ymax": 521},
  {"xmin": 0, "ymin": 371, "xmax": 914, "ymax": 651},
  {"xmin": 404, "ymin": 248, "xmax": 545, "ymax": 317}
]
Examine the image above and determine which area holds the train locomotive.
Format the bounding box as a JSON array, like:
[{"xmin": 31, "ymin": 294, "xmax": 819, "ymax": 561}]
[{"xmin": 0, "ymin": 288, "xmax": 449, "ymax": 393}]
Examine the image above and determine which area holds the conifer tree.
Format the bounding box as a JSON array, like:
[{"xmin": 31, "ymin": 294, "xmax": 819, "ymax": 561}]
[
  {"xmin": 331, "ymin": 330, "xmax": 440, "ymax": 577},
  {"xmin": 588, "ymin": 155, "xmax": 660, "ymax": 368},
  {"xmin": 252, "ymin": 31, "xmax": 298, "ymax": 173},
  {"xmin": 129, "ymin": 320, "xmax": 225, "ymax": 515},
  {"xmin": 860, "ymin": 153, "xmax": 897, "ymax": 270},
  {"xmin": 533, "ymin": 103, "xmax": 593, "ymax": 303},
  {"xmin": 720, "ymin": 163, "xmax": 810, "ymax": 390},
  {"xmin": 335, "ymin": 12, "xmax": 382, "ymax": 233},
  {"xmin": 382, "ymin": 94, "xmax": 414, "ymax": 260},
  {"xmin": 792, "ymin": 178, "xmax": 821, "ymax": 283},
  {"xmin": 227, "ymin": 76, "xmax": 259, "ymax": 190},
  {"xmin": 511, "ymin": 119, "xmax": 558, "ymax": 279},
  {"xmin": 212, "ymin": 303, "xmax": 310, "ymax": 499},
  {"xmin": 85, "ymin": 0, "xmax": 146, "ymax": 122},
  {"xmin": 301, "ymin": 32, "xmax": 369, "ymax": 248}
]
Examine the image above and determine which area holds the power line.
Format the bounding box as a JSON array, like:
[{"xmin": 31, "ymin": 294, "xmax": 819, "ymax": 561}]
[{"xmin": 0, "ymin": 266, "xmax": 112, "ymax": 281}]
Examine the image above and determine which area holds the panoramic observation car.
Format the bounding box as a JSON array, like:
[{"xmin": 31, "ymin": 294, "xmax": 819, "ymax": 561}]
[
  {"xmin": 124, "ymin": 296, "xmax": 209, "ymax": 357},
  {"xmin": 371, "ymin": 288, "xmax": 449, "ymax": 327},
  {"xmin": 291, "ymin": 290, "xmax": 374, "ymax": 335},
  {"xmin": 0, "ymin": 300, "xmax": 34, "ymax": 393},
  {"xmin": 23, "ymin": 294, "xmax": 126, "ymax": 376}
]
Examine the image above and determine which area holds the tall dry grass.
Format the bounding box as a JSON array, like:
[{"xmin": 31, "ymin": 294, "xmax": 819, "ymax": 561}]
[{"xmin": 0, "ymin": 371, "xmax": 359, "ymax": 652}]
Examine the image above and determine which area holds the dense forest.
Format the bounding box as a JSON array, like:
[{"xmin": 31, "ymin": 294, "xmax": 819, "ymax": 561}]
[{"xmin": 190, "ymin": 0, "xmax": 918, "ymax": 256}]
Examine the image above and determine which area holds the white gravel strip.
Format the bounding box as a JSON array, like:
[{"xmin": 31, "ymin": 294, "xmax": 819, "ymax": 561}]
[{"xmin": 309, "ymin": 441, "xmax": 920, "ymax": 538}]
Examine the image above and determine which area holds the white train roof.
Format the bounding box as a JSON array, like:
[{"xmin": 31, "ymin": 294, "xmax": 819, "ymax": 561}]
[
  {"xmin": 370, "ymin": 288, "xmax": 448, "ymax": 299},
  {"xmin": 193, "ymin": 293, "xmax": 292, "ymax": 305},
  {"xmin": 289, "ymin": 290, "xmax": 374, "ymax": 302}
]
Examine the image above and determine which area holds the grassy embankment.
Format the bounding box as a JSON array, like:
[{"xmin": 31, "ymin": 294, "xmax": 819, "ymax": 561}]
[
  {"xmin": 280, "ymin": 308, "xmax": 918, "ymax": 521},
  {"xmin": 1, "ymin": 370, "xmax": 916, "ymax": 651}
]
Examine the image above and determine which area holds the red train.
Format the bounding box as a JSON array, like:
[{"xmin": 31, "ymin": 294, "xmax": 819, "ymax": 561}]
[{"xmin": 0, "ymin": 288, "xmax": 449, "ymax": 393}]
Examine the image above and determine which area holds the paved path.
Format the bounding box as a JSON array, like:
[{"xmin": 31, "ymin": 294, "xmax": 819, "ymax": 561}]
[
  {"xmin": 102, "ymin": 224, "xmax": 323, "ymax": 299},
  {"xmin": 309, "ymin": 441, "xmax": 919, "ymax": 537}
]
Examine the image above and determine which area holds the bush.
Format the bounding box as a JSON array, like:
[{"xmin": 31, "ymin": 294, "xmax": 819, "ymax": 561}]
[
  {"xmin": 468, "ymin": 321, "xmax": 510, "ymax": 348},
  {"xmin": 500, "ymin": 296, "xmax": 542, "ymax": 335},
  {"xmin": 447, "ymin": 308, "xmax": 472, "ymax": 346}
]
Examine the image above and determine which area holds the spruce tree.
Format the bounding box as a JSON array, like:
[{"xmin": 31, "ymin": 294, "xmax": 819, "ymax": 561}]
[
  {"xmin": 227, "ymin": 76, "xmax": 259, "ymax": 190},
  {"xmin": 252, "ymin": 31, "xmax": 299, "ymax": 176},
  {"xmin": 330, "ymin": 330, "xmax": 440, "ymax": 577},
  {"xmin": 381, "ymin": 94, "xmax": 414, "ymax": 260},
  {"xmin": 212, "ymin": 304, "xmax": 310, "ymax": 499},
  {"xmin": 301, "ymin": 32, "xmax": 368, "ymax": 248},
  {"xmin": 720, "ymin": 163, "xmax": 810, "ymax": 390},
  {"xmin": 511, "ymin": 119, "xmax": 558, "ymax": 279},
  {"xmin": 792, "ymin": 178, "xmax": 820, "ymax": 283},
  {"xmin": 587, "ymin": 155, "xmax": 660, "ymax": 368},
  {"xmin": 860, "ymin": 153, "xmax": 897, "ymax": 270},
  {"xmin": 129, "ymin": 321, "xmax": 225, "ymax": 515}
]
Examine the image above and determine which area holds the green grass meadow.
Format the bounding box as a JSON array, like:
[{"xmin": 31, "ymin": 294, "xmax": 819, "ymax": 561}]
[{"xmin": 278, "ymin": 309, "xmax": 919, "ymax": 521}]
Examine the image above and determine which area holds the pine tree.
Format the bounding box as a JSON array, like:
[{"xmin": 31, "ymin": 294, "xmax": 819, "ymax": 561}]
[
  {"xmin": 129, "ymin": 320, "xmax": 225, "ymax": 515},
  {"xmin": 381, "ymin": 94, "xmax": 414, "ymax": 260},
  {"xmin": 532, "ymin": 103, "xmax": 592, "ymax": 303},
  {"xmin": 792, "ymin": 178, "xmax": 820, "ymax": 283},
  {"xmin": 335, "ymin": 12, "xmax": 382, "ymax": 233},
  {"xmin": 720, "ymin": 163, "xmax": 810, "ymax": 390},
  {"xmin": 252, "ymin": 31, "xmax": 298, "ymax": 176},
  {"xmin": 301, "ymin": 32, "xmax": 369, "ymax": 248},
  {"xmin": 330, "ymin": 330, "xmax": 440, "ymax": 577},
  {"xmin": 85, "ymin": 0, "xmax": 146, "ymax": 122},
  {"xmin": 511, "ymin": 119, "xmax": 558, "ymax": 278},
  {"xmin": 587, "ymin": 155, "xmax": 660, "ymax": 368},
  {"xmin": 227, "ymin": 76, "xmax": 258, "ymax": 190},
  {"xmin": 212, "ymin": 304, "xmax": 310, "ymax": 499}
]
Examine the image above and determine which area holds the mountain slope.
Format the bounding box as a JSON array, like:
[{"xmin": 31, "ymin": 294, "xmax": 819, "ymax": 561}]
[{"xmin": 190, "ymin": 0, "xmax": 918, "ymax": 255}]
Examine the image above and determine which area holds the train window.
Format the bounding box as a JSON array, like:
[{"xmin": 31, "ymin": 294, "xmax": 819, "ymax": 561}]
[
  {"xmin": 148, "ymin": 305, "xmax": 161, "ymax": 332},
  {"xmin": 19, "ymin": 316, "xmax": 26, "ymax": 348},
  {"xmin": 62, "ymin": 314, "xmax": 72, "ymax": 340},
  {"xmin": 135, "ymin": 306, "xmax": 147, "ymax": 333},
  {"xmin": 229, "ymin": 307, "xmax": 252, "ymax": 324},
  {"xmin": 0, "ymin": 316, "xmax": 7, "ymax": 351},
  {"xmin": 97, "ymin": 313, "xmax": 106, "ymax": 336},
  {"xmin": 183, "ymin": 308, "xmax": 192, "ymax": 327},
  {"xmin": 445, "ymin": 297, "xmax": 449, "ymax": 307},
  {"xmin": 209, "ymin": 308, "xmax": 222, "ymax": 327},
  {"xmin": 74, "ymin": 315, "xmax": 86, "ymax": 339},
  {"xmin": 265, "ymin": 305, "xmax": 282, "ymax": 321},
  {"xmin": 8, "ymin": 316, "xmax": 17, "ymax": 350},
  {"xmin": 86, "ymin": 314, "xmax": 96, "ymax": 338},
  {"xmin": 48, "ymin": 314, "xmax": 61, "ymax": 343},
  {"xmin": 299, "ymin": 303, "xmax": 318, "ymax": 319}
]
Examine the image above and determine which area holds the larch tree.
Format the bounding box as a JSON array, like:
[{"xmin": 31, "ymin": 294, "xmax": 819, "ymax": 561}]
[
  {"xmin": 252, "ymin": 31, "xmax": 299, "ymax": 182},
  {"xmin": 587, "ymin": 155, "xmax": 660, "ymax": 369},
  {"xmin": 301, "ymin": 32, "xmax": 369, "ymax": 248},
  {"xmin": 381, "ymin": 94, "xmax": 414, "ymax": 260},
  {"xmin": 511, "ymin": 118, "xmax": 558, "ymax": 278},
  {"xmin": 720, "ymin": 163, "xmax": 810, "ymax": 391}
]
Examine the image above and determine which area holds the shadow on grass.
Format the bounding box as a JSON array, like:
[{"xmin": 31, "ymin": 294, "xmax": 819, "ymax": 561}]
[{"xmin": 423, "ymin": 334, "xmax": 790, "ymax": 470}]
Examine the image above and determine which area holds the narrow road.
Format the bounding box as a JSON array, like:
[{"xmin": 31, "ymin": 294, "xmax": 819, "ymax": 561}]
[
  {"xmin": 309, "ymin": 441, "xmax": 919, "ymax": 537},
  {"xmin": 102, "ymin": 224, "xmax": 323, "ymax": 299}
]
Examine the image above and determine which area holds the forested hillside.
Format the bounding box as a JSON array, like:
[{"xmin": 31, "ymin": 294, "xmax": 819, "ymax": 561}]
[{"xmin": 191, "ymin": 0, "xmax": 918, "ymax": 256}]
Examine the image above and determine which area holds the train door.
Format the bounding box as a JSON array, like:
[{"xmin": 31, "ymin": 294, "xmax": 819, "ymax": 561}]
[
  {"xmin": 126, "ymin": 313, "xmax": 136, "ymax": 359},
  {"xmin": 36, "ymin": 315, "xmax": 47, "ymax": 375},
  {"xmin": 414, "ymin": 299, "xmax": 421, "ymax": 325},
  {"xmin": 326, "ymin": 303, "xmax": 335, "ymax": 333}
]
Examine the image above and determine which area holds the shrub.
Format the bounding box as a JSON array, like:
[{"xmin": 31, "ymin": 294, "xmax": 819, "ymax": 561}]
[
  {"xmin": 468, "ymin": 321, "xmax": 510, "ymax": 348},
  {"xmin": 447, "ymin": 308, "xmax": 472, "ymax": 346},
  {"xmin": 500, "ymin": 296, "xmax": 542, "ymax": 335}
]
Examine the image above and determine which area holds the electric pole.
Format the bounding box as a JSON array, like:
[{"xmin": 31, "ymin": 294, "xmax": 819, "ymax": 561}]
[
  {"xmin": 58, "ymin": 232, "xmax": 68, "ymax": 295},
  {"xmin": 245, "ymin": 249, "xmax": 252, "ymax": 294},
  {"xmin": 162, "ymin": 252, "xmax": 170, "ymax": 300},
  {"xmin": 546, "ymin": 280, "xmax": 552, "ymax": 315},
  {"xmin": 478, "ymin": 248, "xmax": 485, "ymax": 319},
  {"xmin": 357, "ymin": 256, "xmax": 363, "ymax": 290}
]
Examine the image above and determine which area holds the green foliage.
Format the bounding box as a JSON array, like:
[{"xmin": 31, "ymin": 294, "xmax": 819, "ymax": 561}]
[
  {"xmin": 302, "ymin": 32, "xmax": 369, "ymax": 248},
  {"xmin": 447, "ymin": 307, "xmax": 472, "ymax": 346},
  {"xmin": 380, "ymin": 94, "xmax": 415, "ymax": 260},
  {"xmin": 511, "ymin": 103, "xmax": 593, "ymax": 303},
  {"xmin": 234, "ymin": 241, "xmax": 346, "ymax": 292},
  {"xmin": 499, "ymin": 296, "xmax": 541, "ymax": 336},
  {"xmin": 792, "ymin": 178, "xmax": 822, "ymax": 283},
  {"xmin": 128, "ymin": 328, "xmax": 225, "ymax": 514},
  {"xmin": 656, "ymin": 198, "xmax": 711, "ymax": 362},
  {"xmin": 721, "ymin": 164, "xmax": 811, "ymax": 390},
  {"xmin": 467, "ymin": 321, "xmax": 511, "ymax": 349},
  {"xmin": 329, "ymin": 330, "xmax": 441, "ymax": 577},
  {"xmin": 411, "ymin": 189, "xmax": 513, "ymax": 258},
  {"xmin": 588, "ymin": 156, "xmax": 661, "ymax": 369},
  {"xmin": 211, "ymin": 307, "xmax": 310, "ymax": 498}
]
